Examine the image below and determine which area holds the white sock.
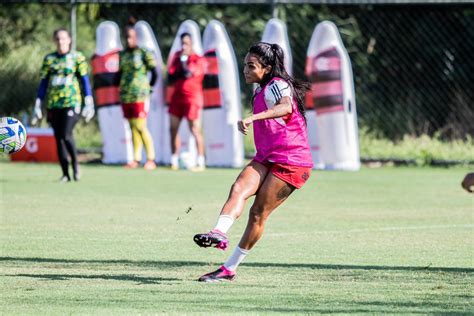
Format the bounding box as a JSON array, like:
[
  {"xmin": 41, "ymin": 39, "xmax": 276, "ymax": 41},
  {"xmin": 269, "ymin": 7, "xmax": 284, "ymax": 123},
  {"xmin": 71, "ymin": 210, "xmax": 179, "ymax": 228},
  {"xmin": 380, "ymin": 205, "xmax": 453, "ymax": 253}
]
[
  {"xmin": 197, "ymin": 155, "xmax": 205, "ymax": 167},
  {"xmin": 224, "ymin": 246, "xmax": 249, "ymax": 272},
  {"xmin": 213, "ymin": 215, "xmax": 234, "ymax": 234},
  {"xmin": 171, "ymin": 154, "xmax": 179, "ymax": 167}
]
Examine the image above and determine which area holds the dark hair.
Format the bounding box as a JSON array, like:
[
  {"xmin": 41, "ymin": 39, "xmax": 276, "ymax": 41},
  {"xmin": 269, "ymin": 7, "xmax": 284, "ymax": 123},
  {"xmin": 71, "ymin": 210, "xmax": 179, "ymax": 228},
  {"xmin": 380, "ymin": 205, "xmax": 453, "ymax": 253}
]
[
  {"xmin": 124, "ymin": 16, "xmax": 137, "ymax": 33},
  {"xmin": 180, "ymin": 32, "xmax": 191, "ymax": 40},
  {"xmin": 53, "ymin": 28, "xmax": 70, "ymax": 39},
  {"xmin": 248, "ymin": 42, "xmax": 310, "ymax": 123}
]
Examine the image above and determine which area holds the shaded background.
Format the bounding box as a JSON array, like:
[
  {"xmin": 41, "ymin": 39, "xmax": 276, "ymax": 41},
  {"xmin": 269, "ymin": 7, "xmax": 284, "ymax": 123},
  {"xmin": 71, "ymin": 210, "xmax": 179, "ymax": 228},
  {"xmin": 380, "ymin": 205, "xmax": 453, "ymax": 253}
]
[{"xmin": 1, "ymin": 1, "xmax": 473, "ymax": 142}]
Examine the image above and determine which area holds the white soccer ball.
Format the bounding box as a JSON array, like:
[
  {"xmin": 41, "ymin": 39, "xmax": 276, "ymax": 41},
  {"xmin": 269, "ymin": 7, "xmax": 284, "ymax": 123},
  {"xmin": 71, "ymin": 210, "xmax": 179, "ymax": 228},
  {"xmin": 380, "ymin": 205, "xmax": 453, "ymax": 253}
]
[{"xmin": 0, "ymin": 117, "xmax": 27, "ymax": 154}]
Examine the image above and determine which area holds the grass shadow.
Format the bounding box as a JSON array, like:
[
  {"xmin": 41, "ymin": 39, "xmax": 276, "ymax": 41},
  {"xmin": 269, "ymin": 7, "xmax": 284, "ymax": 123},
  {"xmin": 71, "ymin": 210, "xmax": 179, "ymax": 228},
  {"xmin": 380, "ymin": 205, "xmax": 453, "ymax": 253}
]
[
  {"xmin": 1, "ymin": 256, "xmax": 473, "ymax": 273},
  {"xmin": 4, "ymin": 273, "xmax": 179, "ymax": 285}
]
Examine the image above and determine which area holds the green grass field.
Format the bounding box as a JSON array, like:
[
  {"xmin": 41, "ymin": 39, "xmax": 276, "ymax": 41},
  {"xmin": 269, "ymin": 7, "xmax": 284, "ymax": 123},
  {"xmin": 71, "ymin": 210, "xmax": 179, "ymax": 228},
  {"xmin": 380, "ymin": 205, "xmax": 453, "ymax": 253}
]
[{"xmin": 1, "ymin": 162, "xmax": 473, "ymax": 314}]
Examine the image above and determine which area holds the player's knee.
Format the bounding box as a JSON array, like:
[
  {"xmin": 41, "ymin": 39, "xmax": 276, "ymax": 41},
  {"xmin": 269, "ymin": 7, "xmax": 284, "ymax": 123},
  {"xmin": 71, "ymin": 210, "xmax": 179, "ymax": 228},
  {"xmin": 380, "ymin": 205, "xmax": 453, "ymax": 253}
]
[
  {"xmin": 169, "ymin": 125, "xmax": 179, "ymax": 136},
  {"xmin": 249, "ymin": 204, "xmax": 266, "ymax": 224},
  {"xmin": 55, "ymin": 132, "xmax": 66, "ymax": 140},
  {"xmin": 230, "ymin": 181, "xmax": 245, "ymax": 197},
  {"xmin": 190, "ymin": 126, "xmax": 202, "ymax": 138}
]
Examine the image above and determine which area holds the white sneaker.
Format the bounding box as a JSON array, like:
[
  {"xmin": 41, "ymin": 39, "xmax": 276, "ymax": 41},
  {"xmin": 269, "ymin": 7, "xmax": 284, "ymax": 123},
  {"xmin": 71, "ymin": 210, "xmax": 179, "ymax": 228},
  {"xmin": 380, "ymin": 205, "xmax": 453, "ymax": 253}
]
[
  {"xmin": 191, "ymin": 156, "xmax": 206, "ymax": 172},
  {"xmin": 170, "ymin": 155, "xmax": 179, "ymax": 170},
  {"xmin": 197, "ymin": 155, "xmax": 205, "ymax": 168}
]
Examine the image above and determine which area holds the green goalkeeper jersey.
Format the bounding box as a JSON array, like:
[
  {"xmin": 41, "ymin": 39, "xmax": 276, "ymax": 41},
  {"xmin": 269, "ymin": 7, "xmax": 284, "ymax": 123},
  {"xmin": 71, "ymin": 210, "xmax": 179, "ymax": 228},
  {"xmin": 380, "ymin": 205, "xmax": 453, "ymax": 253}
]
[
  {"xmin": 119, "ymin": 47, "xmax": 157, "ymax": 104},
  {"xmin": 40, "ymin": 51, "xmax": 88, "ymax": 110}
]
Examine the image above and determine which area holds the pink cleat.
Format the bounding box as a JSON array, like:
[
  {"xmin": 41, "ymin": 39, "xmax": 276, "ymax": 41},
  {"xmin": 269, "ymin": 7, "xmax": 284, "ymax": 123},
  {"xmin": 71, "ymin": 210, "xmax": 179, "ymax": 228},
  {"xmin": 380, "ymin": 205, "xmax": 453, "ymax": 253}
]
[
  {"xmin": 193, "ymin": 229, "xmax": 229, "ymax": 251},
  {"xmin": 198, "ymin": 265, "xmax": 236, "ymax": 282}
]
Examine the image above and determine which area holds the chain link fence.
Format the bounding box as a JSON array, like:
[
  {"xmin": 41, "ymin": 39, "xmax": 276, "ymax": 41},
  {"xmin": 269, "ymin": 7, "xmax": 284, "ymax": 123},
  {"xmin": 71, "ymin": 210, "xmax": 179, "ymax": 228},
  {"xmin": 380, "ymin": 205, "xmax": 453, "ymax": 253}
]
[{"xmin": 1, "ymin": 3, "xmax": 473, "ymax": 141}]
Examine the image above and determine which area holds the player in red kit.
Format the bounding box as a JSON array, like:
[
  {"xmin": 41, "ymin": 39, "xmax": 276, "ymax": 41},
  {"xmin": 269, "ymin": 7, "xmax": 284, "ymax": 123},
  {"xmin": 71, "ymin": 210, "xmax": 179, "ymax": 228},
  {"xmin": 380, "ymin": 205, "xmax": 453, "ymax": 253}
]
[{"xmin": 167, "ymin": 33, "xmax": 206, "ymax": 171}]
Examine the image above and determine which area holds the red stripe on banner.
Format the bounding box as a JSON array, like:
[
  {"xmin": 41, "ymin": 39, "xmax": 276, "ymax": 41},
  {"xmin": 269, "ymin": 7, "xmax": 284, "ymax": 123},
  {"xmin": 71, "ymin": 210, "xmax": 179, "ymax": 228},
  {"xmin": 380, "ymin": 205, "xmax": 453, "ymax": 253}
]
[
  {"xmin": 95, "ymin": 87, "xmax": 120, "ymax": 107},
  {"xmin": 305, "ymin": 90, "xmax": 314, "ymax": 109},
  {"xmin": 316, "ymin": 105, "xmax": 344, "ymax": 115},
  {"xmin": 203, "ymin": 88, "xmax": 222, "ymax": 108},
  {"xmin": 205, "ymin": 56, "xmax": 219, "ymax": 75},
  {"xmin": 313, "ymin": 81, "xmax": 343, "ymax": 97}
]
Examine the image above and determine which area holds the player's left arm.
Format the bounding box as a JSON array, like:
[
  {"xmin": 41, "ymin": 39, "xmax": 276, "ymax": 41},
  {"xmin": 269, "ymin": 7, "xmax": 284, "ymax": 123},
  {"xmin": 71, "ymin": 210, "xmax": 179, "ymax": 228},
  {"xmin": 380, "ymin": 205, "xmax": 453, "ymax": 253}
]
[
  {"xmin": 76, "ymin": 53, "xmax": 93, "ymax": 98},
  {"xmin": 144, "ymin": 49, "xmax": 158, "ymax": 87},
  {"xmin": 250, "ymin": 96, "xmax": 292, "ymax": 121},
  {"xmin": 238, "ymin": 80, "xmax": 292, "ymax": 135},
  {"xmin": 187, "ymin": 56, "xmax": 205, "ymax": 78},
  {"xmin": 76, "ymin": 53, "xmax": 94, "ymax": 121}
]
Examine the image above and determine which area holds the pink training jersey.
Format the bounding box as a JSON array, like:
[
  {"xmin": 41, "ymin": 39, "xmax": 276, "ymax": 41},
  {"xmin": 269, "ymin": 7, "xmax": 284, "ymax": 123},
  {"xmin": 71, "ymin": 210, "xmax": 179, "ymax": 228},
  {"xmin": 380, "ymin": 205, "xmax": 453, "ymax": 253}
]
[{"xmin": 253, "ymin": 77, "xmax": 313, "ymax": 168}]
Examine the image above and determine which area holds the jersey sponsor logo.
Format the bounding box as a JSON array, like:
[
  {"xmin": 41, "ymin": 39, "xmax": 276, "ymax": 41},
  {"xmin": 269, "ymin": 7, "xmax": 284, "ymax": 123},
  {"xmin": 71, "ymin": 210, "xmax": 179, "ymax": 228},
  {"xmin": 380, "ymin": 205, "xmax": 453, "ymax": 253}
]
[{"xmin": 51, "ymin": 75, "xmax": 73, "ymax": 86}]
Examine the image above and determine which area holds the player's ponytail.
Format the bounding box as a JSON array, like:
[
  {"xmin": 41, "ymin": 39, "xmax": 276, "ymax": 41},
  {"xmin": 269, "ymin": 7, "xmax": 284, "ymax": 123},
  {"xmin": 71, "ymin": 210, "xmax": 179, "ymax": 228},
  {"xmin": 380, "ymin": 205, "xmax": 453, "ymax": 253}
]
[{"xmin": 248, "ymin": 42, "xmax": 310, "ymax": 123}]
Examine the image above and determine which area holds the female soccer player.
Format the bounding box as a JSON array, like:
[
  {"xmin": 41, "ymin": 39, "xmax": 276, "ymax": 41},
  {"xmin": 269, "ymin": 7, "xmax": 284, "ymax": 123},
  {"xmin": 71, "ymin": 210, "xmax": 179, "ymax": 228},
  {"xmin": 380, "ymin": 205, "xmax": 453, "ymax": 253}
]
[
  {"xmin": 167, "ymin": 32, "xmax": 206, "ymax": 171},
  {"xmin": 33, "ymin": 28, "xmax": 95, "ymax": 182},
  {"xmin": 119, "ymin": 22, "xmax": 158, "ymax": 170},
  {"xmin": 193, "ymin": 42, "xmax": 313, "ymax": 282}
]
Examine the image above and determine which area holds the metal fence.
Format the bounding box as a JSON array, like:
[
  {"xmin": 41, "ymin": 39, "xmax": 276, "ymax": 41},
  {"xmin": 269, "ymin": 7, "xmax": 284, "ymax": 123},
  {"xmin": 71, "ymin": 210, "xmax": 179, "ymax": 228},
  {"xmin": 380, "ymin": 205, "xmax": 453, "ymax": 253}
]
[
  {"xmin": 99, "ymin": 3, "xmax": 474, "ymax": 139},
  {"xmin": 2, "ymin": 2, "xmax": 473, "ymax": 140}
]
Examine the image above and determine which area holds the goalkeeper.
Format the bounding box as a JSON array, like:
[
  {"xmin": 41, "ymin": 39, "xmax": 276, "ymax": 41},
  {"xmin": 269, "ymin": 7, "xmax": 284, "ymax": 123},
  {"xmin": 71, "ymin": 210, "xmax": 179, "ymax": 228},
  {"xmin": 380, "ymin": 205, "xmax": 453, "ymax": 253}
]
[{"xmin": 33, "ymin": 28, "xmax": 95, "ymax": 182}]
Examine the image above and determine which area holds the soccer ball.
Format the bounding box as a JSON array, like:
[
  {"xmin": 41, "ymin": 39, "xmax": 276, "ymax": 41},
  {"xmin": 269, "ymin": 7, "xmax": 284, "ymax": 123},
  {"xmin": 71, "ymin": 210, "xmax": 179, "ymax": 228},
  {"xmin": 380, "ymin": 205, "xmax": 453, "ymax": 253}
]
[{"xmin": 0, "ymin": 117, "xmax": 27, "ymax": 154}]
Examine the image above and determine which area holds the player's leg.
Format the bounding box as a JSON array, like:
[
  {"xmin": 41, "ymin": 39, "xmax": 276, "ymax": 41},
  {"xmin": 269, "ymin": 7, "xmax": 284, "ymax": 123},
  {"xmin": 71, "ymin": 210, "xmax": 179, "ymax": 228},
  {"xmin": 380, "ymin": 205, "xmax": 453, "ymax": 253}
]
[
  {"xmin": 50, "ymin": 109, "xmax": 70, "ymax": 182},
  {"xmin": 187, "ymin": 105, "xmax": 205, "ymax": 170},
  {"xmin": 62, "ymin": 108, "xmax": 80, "ymax": 180},
  {"xmin": 169, "ymin": 113, "xmax": 181, "ymax": 170},
  {"xmin": 238, "ymin": 174, "xmax": 295, "ymax": 250},
  {"xmin": 193, "ymin": 161, "xmax": 269, "ymax": 250},
  {"xmin": 198, "ymin": 173, "xmax": 295, "ymax": 282},
  {"xmin": 133, "ymin": 104, "xmax": 156, "ymax": 170},
  {"xmin": 139, "ymin": 99, "xmax": 156, "ymax": 169},
  {"xmin": 129, "ymin": 118, "xmax": 143, "ymax": 164},
  {"xmin": 122, "ymin": 104, "xmax": 139, "ymax": 168}
]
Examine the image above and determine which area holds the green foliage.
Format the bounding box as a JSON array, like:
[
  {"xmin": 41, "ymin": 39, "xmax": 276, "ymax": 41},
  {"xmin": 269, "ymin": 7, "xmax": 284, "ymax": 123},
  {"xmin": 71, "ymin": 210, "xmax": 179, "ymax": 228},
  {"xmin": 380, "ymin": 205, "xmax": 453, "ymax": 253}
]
[
  {"xmin": 1, "ymin": 163, "xmax": 473, "ymax": 313},
  {"xmin": 360, "ymin": 127, "xmax": 474, "ymax": 165},
  {"xmin": 0, "ymin": 3, "xmax": 472, "ymax": 160},
  {"xmin": 69, "ymin": 119, "xmax": 474, "ymax": 164},
  {"xmin": 74, "ymin": 119, "xmax": 102, "ymax": 149},
  {"xmin": 0, "ymin": 4, "xmax": 97, "ymax": 116}
]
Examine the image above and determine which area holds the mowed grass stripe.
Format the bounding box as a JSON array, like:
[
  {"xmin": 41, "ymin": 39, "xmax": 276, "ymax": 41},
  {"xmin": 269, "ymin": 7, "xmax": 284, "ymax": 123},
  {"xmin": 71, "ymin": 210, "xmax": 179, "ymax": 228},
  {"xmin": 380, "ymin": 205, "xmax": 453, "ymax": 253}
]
[{"xmin": 0, "ymin": 162, "xmax": 472, "ymax": 314}]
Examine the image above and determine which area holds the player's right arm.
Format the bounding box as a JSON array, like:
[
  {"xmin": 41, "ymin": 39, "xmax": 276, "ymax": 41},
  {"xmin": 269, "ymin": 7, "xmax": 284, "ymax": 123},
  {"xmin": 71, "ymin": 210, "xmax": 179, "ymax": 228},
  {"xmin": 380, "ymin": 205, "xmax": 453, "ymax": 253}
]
[
  {"xmin": 33, "ymin": 55, "xmax": 52, "ymax": 122},
  {"xmin": 167, "ymin": 53, "xmax": 186, "ymax": 84}
]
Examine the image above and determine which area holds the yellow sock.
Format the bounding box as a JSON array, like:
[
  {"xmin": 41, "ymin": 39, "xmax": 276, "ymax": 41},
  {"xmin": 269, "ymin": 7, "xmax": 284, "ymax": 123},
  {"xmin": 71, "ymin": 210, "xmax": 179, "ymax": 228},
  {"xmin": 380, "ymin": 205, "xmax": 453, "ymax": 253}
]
[
  {"xmin": 133, "ymin": 118, "xmax": 155, "ymax": 161},
  {"xmin": 129, "ymin": 119, "xmax": 143, "ymax": 162}
]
